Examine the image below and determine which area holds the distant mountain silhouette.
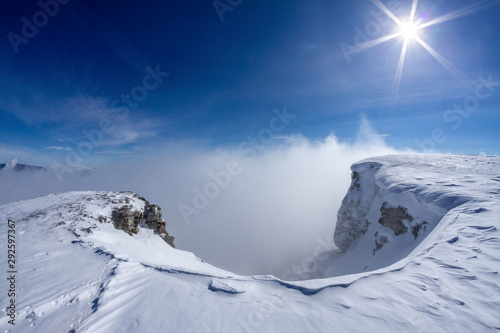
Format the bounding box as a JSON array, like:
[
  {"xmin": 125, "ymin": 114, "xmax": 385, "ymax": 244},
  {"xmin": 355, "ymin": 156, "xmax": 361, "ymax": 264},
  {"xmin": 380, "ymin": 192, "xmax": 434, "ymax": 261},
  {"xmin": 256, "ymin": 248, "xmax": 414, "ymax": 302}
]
[{"xmin": 0, "ymin": 158, "xmax": 45, "ymax": 172}]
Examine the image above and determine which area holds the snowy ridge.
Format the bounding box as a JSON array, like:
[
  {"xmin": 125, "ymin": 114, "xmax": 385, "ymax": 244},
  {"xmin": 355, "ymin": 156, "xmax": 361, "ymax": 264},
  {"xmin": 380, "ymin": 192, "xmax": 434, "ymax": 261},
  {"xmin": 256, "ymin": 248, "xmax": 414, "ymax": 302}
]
[
  {"xmin": 324, "ymin": 155, "xmax": 498, "ymax": 274},
  {"xmin": 326, "ymin": 154, "xmax": 487, "ymax": 277},
  {"xmin": 1, "ymin": 154, "xmax": 500, "ymax": 332}
]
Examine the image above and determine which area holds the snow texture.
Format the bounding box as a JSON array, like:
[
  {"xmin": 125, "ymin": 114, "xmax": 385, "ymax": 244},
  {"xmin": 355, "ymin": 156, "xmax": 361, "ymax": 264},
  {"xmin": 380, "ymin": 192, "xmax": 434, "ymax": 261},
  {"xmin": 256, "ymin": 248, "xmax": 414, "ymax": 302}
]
[{"xmin": 0, "ymin": 154, "xmax": 499, "ymax": 332}]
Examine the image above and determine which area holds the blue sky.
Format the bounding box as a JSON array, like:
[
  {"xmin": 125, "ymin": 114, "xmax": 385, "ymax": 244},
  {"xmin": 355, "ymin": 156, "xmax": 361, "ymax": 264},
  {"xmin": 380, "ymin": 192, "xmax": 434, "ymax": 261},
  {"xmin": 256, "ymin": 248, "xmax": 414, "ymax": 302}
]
[{"xmin": 1, "ymin": 0, "xmax": 499, "ymax": 167}]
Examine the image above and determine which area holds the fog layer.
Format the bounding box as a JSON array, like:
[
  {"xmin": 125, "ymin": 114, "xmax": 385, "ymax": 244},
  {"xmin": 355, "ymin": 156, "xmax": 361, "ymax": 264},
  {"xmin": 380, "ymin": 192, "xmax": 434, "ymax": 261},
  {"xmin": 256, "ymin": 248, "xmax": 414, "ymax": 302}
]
[{"xmin": 0, "ymin": 119, "xmax": 399, "ymax": 277}]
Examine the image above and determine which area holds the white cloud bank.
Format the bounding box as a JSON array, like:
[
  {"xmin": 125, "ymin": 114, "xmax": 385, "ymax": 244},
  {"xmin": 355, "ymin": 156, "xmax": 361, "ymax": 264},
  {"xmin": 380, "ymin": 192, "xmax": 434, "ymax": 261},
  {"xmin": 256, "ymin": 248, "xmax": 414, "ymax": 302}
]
[{"xmin": 0, "ymin": 118, "xmax": 402, "ymax": 277}]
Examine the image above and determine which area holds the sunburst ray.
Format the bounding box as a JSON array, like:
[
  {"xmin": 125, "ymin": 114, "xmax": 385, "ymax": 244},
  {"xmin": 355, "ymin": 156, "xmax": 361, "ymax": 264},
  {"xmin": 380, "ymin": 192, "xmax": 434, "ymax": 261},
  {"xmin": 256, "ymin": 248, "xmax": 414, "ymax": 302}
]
[
  {"xmin": 367, "ymin": 0, "xmax": 499, "ymax": 102},
  {"xmin": 355, "ymin": 33, "xmax": 401, "ymax": 51},
  {"xmin": 419, "ymin": 0, "xmax": 500, "ymax": 30},
  {"xmin": 414, "ymin": 37, "xmax": 472, "ymax": 86},
  {"xmin": 392, "ymin": 40, "xmax": 409, "ymax": 100},
  {"xmin": 409, "ymin": 0, "xmax": 419, "ymax": 22},
  {"xmin": 370, "ymin": 0, "xmax": 403, "ymax": 25}
]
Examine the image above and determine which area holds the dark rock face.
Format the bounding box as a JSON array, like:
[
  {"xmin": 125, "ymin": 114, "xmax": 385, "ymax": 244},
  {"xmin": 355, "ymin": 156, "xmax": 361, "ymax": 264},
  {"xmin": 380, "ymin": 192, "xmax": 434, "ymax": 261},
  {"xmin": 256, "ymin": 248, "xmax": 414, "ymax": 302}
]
[
  {"xmin": 111, "ymin": 198, "xmax": 175, "ymax": 248},
  {"xmin": 373, "ymin": 204, "xmax": 428, "ymax": 254},
  {"xmin": 373, "ymin": 231, "xmax": 388, "ymax": 255},
  {"xmin": 378, "ymin": 203, "xmax": 413, "ymax": 236},
  {"xmin": 143, "ymin": 203, "xmax": 175, "ymax": 248},
  {"xmin": 411, "ymin": 221, "xmax": 428, "ymax": 240},
  {"xmin": 349, "ymin": 172, "xmax": 361, "ymax": 191},
  {"xmin": 334, "ymin": 167, "xmax": 379, "ymax": 253},
  {"xmin": 112, "ymin": 206, "xmax": 143, "ymax": 235},
  {"xmin": 143, "ymin": 204, "xmax": 163, "ymax": 229}
]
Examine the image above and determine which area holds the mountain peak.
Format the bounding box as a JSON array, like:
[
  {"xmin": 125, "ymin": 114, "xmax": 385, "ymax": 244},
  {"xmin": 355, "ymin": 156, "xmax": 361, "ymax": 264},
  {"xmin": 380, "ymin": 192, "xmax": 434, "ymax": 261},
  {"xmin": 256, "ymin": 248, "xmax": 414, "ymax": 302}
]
[
  {"xmin": 4, "ymin": 158, "xmax": 19, "ymax": 170},
  {"xmin": 0, "ymin": 159, "xmax": 44, "ymax": 172}
]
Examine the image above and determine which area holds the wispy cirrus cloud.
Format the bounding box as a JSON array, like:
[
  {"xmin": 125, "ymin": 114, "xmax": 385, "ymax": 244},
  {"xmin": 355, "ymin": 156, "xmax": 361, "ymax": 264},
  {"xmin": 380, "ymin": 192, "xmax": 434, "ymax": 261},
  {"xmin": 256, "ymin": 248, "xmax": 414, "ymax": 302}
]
[
  {"xmin": 1, "ymin": 91, "xmax": 168, "ymax": 168},
  {"xmin": 4, "ymin": 93, "xmax": 166, "ymax": 144},
  {"xmin": 2, "ymin": 94, "xmax": 110, "ymax": 126},
  {"xmin": 95, "ymin": 119, "xmax": 163, "ymax": 148},
  {"xmin": 44, "ymin": 146, "xmax": 73, "ymax": 151}
]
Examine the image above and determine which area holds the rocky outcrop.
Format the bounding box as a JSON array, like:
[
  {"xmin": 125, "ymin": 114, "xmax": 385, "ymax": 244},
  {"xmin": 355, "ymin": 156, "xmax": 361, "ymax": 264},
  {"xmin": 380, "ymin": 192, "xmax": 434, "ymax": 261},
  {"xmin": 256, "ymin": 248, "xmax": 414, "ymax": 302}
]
[
  {"xmin": 143, "ymin": 203, "xmax": 175, "ymax": 247},
  {"xmin": 377, "ymin": 203, "xmax": 429, "ymax": 241},
  {"xmin": 373, "ymin": 231, "xmax": 388, "ymax": 255},
  {"xmin": 378, "ymin": 203, "xmax": 413, "ymax": 236},
  {"xmin": 111, "ymin": 195, "xmax": 175, "ymax": 247},
  {"xmin": 334, "ymin": 163, "xmax": 380, "ymax": 253},
  {"xmin": 112, "ymin": 206, "xmax": 143, "ymax": 235}
]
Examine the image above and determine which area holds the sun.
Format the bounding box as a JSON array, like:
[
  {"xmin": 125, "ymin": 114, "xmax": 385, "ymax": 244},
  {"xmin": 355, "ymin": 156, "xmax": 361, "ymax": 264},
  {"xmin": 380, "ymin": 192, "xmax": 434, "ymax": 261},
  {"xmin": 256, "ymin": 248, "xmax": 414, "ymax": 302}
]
[
  {"xmin": 362, "ymin": 0, "xmax": 498, "ymax": 100},
  {"xmin": 399, "ymin": 21, "xmax": 419, "ymax": 41}
]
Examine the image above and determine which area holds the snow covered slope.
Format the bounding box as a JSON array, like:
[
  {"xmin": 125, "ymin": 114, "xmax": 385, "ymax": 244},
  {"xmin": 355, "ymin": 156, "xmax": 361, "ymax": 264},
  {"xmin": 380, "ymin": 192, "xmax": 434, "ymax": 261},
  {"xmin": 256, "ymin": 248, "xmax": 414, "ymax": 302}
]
[
  {"xmin": 1, "ymin": 154, "xmax": 499, "ymax": 332},
  {"xmin": 324, "ymin": 154, "xmax": 498, "ymax": 277}
]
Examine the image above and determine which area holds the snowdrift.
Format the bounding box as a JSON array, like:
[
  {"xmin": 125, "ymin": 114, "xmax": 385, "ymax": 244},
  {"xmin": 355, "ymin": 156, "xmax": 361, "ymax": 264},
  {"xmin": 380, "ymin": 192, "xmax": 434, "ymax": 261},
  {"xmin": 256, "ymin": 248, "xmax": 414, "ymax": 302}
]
[{"xmin": 1, "ymin": 154, "xmax": 499, "ymax": 332}]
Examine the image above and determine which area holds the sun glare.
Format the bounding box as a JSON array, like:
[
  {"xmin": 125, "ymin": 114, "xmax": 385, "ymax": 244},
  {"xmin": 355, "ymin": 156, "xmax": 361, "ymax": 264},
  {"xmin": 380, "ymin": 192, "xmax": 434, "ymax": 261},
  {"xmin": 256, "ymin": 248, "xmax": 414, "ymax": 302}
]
[
  {"xmin": 364, "ymin": 0, "xmax": 499, "ymax": 100},
  {"xmin": 399, "ymin": 21, "xmax": 419, "ymax": 41}
]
